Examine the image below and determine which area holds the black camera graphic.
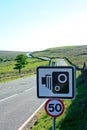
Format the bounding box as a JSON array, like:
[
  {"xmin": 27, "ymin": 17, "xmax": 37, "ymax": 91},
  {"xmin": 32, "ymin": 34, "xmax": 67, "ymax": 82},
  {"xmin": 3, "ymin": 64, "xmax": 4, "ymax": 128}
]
[
  {"xmin": 42, "ymin": 75, "xmax": 52, "ymax": 90},
  {"xmin": 42, "ymin": 72, "xmax": 69, "ymax": 94},
  {"xmin": 52, "ymin": 72, "xmax": 69, "ymax": 93}
]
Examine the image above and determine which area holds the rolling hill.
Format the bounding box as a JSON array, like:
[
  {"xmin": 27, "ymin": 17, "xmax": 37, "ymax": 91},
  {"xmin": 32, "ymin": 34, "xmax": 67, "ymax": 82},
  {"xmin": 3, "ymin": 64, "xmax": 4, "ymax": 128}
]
[
  {"xmin": 32, "ymin": 45, "xmax": 87, "ymax": 68},
  {"xmin": 0, "ymin": 50, "xmax": 27, "ymax": 60},
  {"xmin": 0, "ymin": 45, "xmax": 87, "ymax": 82}
]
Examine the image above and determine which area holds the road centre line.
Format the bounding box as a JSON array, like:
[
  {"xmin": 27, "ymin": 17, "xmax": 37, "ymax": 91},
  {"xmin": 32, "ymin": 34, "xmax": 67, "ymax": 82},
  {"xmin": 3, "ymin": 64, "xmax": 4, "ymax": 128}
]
[
  {"xmin": 0, "ymin": 94, "xmax": 18, "ymax": 102},
  {"xmin": 0, "ymin": 87, "xmax": 35, "ymax": 103},
  {"xmin": 24, "ymin": 87, "xmax": 35, "ymax": 92}
]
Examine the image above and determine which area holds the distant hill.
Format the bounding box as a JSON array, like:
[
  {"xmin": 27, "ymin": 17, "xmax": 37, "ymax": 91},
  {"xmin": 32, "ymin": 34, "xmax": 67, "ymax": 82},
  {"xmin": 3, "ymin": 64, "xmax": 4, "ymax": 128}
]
[
  {"xmin": 32, "ymin": 45, "xmax": 87, "ymax": 68},
  {"xmin": 0, "ymin": 45, "xmax": 87, "ymax": 67},
  {"xmin": 0, "ymin": 51, "xmax": 27, "ymax": 60}
]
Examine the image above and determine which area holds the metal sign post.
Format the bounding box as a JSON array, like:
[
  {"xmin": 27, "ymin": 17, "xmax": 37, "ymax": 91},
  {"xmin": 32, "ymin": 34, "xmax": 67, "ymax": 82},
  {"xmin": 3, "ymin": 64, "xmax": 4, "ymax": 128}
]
[
  {"xmin": 53, "ymin": 117, "xmax": 56, "ymax": 130},
  {"xmin": 36, "ymin": 66, "xmax": 76, "ymax": 129}
]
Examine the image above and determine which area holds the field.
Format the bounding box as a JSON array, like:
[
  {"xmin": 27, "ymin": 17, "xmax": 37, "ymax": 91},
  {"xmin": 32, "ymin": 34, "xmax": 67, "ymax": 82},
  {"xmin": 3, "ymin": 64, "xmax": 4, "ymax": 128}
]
[
  {"xmin": 0, "ymin": 54, "xmax": 49, "ymax": 82},
  {"xmin": 0, "ymin": 45, "xmax": 87, "ymax": 81},
  {"xmin": 0, "ymin": 51, "xmax": 27, "ymax": 61}
]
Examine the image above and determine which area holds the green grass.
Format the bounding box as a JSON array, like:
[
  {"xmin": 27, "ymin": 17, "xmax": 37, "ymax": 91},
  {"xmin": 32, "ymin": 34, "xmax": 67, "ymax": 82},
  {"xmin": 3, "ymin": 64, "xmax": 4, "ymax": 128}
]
[
  {"xmin": 32, "ymin": 45, "xmax": 87, "ymax": 68},
  {"xmin": 0, "ymin": 45, "xmax": 87, "ymax": 82},
  {"xmin": 0, "ymin": 58, "xmax": 49, "ymax": 82},
  {"xmin": 32, "ymin": 71, "xmax": 87, "ymax": 130},
  {"xmin": 0, "ymin": 50, "xmax": 26, "ymax": 60}
]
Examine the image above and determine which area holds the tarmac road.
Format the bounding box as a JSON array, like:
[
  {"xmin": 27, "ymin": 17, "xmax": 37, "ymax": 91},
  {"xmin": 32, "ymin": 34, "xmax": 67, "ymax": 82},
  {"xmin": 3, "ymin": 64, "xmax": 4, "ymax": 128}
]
[
  {"xmin": 0, "ymin": 76, "xmax": 45, "ymax": 130},
  {"xmin": 56, "ymin": 58, "xmax": 67, "ymax": 66},
  {"xmin": 0, "ymin": 58, "xmax": 67, "ymax": 130}
]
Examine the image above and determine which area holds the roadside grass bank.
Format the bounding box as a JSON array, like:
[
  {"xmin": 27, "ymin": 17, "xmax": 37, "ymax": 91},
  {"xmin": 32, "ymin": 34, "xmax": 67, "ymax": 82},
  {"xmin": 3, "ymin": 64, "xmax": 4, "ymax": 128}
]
[
  {"xmin": 0, "ymin": 58, "xmax": 49, "ymax": 83},
  {"xmin": 31, "ymin": 70, "xmax": 87, "ymax": 130}
]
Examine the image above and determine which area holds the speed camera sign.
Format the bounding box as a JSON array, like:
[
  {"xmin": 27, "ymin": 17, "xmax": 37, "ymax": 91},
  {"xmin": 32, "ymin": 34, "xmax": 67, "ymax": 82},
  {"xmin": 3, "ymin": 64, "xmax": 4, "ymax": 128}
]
[{"xmin": 37, "ymin": 66, "xmax": 76, "ymax": 99}]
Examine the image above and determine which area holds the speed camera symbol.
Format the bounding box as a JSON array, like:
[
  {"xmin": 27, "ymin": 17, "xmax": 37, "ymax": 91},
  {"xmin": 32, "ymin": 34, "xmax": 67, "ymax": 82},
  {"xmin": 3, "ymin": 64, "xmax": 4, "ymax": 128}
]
[
  {"xmin": 41, "ymin": 71, "xmax": 69, "ymax": 94},
  {"xmin": 52, "ymin": 72, "xmax": 69, "ymax": 94}
]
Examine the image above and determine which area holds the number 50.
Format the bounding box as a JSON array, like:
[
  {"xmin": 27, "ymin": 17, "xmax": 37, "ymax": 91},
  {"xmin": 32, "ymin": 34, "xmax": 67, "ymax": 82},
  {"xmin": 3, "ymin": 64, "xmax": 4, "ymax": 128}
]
[{"xmin": 48, "ymin": 103, "xmax": 62, "ymax": 112}]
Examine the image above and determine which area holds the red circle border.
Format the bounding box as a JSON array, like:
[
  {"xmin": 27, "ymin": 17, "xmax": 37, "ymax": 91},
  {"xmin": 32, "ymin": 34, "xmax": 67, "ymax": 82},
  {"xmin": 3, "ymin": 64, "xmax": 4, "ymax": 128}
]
[{"xmin": 45, "ymin": 99, "xmax": 64, "ymax": 117}]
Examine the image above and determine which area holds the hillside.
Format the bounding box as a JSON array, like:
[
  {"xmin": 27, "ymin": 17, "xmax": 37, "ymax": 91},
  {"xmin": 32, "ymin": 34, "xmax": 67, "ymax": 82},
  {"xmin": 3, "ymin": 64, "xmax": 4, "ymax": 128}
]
[
  {"xmin": 0, "ymin": 50, "xmax": 27, "ymax": 60},
  {"xmin": 0, "ymin": 50, "xmax": 49, "ymax": 82},
  {"xmin": 32, "ymin": 45, "xmax": 87, "ymax": 68},
  {"xmin": 0, "ymin": 45, "xmax": 87, "ymax": 82},
  {"xmin": 0, "ymin": 45, "xmax": 87, "ymax": 67}
]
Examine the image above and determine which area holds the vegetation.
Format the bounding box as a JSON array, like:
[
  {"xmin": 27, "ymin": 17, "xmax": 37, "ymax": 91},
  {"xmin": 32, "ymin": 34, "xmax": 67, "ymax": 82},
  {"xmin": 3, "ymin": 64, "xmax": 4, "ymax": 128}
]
[
  {"xmin": 32, "ymin": 71, "xmax": 87, "ymax": 130},
  {"xmin": 0, "ymin": 57, "xmax": 49, "ymax": 82},
  {"xmin": 32, "ymin": 45, "xmax": 87, "ymax": 68},
  {"xmin": 14, "ymin": 54, "xmax": 28, "ymax": 73},
  {"xmin": 0, "ymin": 45, "xmax": 87, "ymax": 82},
  {"xmin": 0, "ymin": 51, "xmax": 26, "ymax": 61}
]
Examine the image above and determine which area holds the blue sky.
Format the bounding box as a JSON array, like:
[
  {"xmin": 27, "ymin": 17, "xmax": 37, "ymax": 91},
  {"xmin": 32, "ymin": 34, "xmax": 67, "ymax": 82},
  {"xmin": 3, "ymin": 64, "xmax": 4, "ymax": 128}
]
[{"xmin": 0, "ymin": 0, "xmax": 87, "ymax": 51}]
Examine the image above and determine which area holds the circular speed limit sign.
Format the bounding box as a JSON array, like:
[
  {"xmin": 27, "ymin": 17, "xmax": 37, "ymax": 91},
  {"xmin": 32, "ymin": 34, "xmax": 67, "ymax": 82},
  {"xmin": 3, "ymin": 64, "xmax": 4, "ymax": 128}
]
[{"xmin": 45, "ymin": 99, "xmax": 64, "ymax": 117}]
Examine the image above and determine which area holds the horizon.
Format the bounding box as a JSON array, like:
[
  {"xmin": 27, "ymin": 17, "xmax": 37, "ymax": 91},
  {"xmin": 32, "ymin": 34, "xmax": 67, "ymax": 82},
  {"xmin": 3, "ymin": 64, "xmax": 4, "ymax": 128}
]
[{"xmin": 0, "ymin": 44, "xmax": 87, "ymax": 52}]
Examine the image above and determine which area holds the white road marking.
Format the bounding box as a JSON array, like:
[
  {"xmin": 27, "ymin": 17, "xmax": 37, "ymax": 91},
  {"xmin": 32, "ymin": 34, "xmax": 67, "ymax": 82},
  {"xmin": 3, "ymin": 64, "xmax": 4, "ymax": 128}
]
[
  {"xmin": 24, "ymin": 87, "xmax": 35, "ymax": 92},
  {"xmin": 18, "ymin": 100, "xmax": 47, "ymax": 130},
  {"xmin": 0, "ymin": 94, "xmax": 18, "ymax": 102},
  {"xmin": 0, "ymin": 87, "xmax": 35, "ymax": 103}
]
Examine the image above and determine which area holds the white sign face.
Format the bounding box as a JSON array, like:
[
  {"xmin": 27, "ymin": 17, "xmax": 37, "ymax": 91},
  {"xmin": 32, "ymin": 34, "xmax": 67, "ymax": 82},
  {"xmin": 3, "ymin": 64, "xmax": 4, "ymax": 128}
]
[
  {"xmin": 45, "ymin": 99, "xmax": 64, "ymax": 117},
  {"xmin": 37, "ymin": 66, "xmax": 76, "ymax": 99}
]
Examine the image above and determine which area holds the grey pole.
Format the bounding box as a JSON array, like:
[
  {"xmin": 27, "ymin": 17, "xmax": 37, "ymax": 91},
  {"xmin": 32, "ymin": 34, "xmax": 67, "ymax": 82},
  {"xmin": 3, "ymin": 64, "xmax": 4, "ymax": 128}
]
[{"xmin": 53, "ymin": 117, "xmax": 56, "ymax": 130}]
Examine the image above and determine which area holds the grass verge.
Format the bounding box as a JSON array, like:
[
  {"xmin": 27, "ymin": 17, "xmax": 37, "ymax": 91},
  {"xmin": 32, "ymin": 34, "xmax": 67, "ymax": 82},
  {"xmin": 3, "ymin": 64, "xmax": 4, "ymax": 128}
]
[{"xmin": 31, "ymin": 70, "xmax": 87, "ymax": 130}]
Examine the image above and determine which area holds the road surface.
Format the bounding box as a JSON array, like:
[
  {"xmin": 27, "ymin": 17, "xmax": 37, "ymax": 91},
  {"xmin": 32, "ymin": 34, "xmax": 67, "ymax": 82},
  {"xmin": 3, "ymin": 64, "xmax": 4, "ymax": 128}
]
[
  {"xmin": 56, "ymin": 58, "xmax": 67, "ymax": 66},
  {"xmin": 0, "ymin": 76, "xmax": 45, "ymax": 130},
  {"xmin": 0, "ymin": 58, "xmax": 67, "ymax": 130}
]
